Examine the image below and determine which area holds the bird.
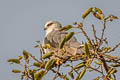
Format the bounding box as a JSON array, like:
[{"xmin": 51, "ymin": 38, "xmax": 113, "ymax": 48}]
[{"xmin": 42, "ymin": 21, "xmax": 84, "ymax": 56}]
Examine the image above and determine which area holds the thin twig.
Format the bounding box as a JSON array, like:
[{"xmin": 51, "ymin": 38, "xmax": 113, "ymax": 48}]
[
  {"xmin": 108, "ymin": 42, "xmax": 120, "ymax": 53},
  {"xmin": 99, "ymin": 55, "xmax": 109, "ymax": 73},
  {"xmin": 70, "ymin": 62, "xmax": 79, "ymax": 75},
  {"xmin": 100, "ymin": 53, "xmax": 120, "ymax": 60},
  {"xmin": 78, "ymin": 25, "xmax": 92, "ymax": 45},
  {"xmin": 105, "ymin": 60, "xmax": 120, "ymax": 64},
  {"xmin": 75, "ymin": 31, "xmax": 82, "ymax": 35},
  {"xmin": 100, "ymin": 65, "xmax": 104, "ymax": 75},
  {"xmin": 97, "ymin": 20, "xmax": 107, "ymax": 50},
  {"xmin": 24, "ymin": 64, "xmax": 29, "ymax": 80},
  {"xmin": 53, "ymin": 66, "xmax": 60, "ymax": 80},
  {"xmin": 103, "ymin": 37, "xmax": 108, "ymax": 45},
  {"xmin": 88, "ymin": 66, "xmax": 104, "ymax": 75},
  {"xmin": 29, "ymin": 53, "xmax": 42, "ymax": 64},
  {"xmin": 51, "ymin": 68, "xmax": 62, "ymax": 76},
  {"xmin": 101, "ymin": 20, "xmax": 106, "ymax": 40},
  {"xmin": 113, "ymin": 74, "xmax": 116, "ymax": 80},
  {"xmin": 92, "ymin": 24, "xmax": 98, "ymax": 44}
]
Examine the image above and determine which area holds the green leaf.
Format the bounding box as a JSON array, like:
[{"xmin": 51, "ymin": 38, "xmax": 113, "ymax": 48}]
[
  {"xmin": 59, "ymin": 25, "xmax": 73, "ymax": 31},
  {"xmin": 18, "ymin": 56, "xmax": 22, "ymax": 60},
  {"xmin": 111, "ymin": 64, "xmax": 120, "ymax": 67},
  {"xmin": 94, "ymin": 60, "xmax": 103, "ymax": 65},
  {"xmin": 59, "ymin": 38, "xmax": 66, "ymax": 49},
  {"xmin": 73, "ymin": 22, "xmax": 77, "ymax": 25},
  {"xmin": 8, "ymin": 59, "xmax": 20, "ymax": 64},
  {"xmin": 94, "ymin": 76, "xmax": 100, "ymax": 80},
  {"xmin": 59, "ymin": 32, "xmax": 74, "ymax": 49},
  {"xmin": 45, "ymin": 59, "xmax": 56, "ymax": 71},
  {"xmin": 42, "ymin": 44, "xmax": 51, "ymax": 49},
  {"xmin": 82, "ymin": 8, "xmax": 92, "ymax": 19},
  {"xmin": 65, "ymin": 32, "xmax": 74, "ymax": 41},
  {"xmin": 112, "ymin": 15, "xmax": 119, "ymax": 19},
  {"xmin": 100, "ymin": 47, "xmax": 111, "ymax": 53},
  {"xmin": 34, "ymin": 45, "xmax": 39, "ymax": 48},
  {"xmin": 34, "ymin": 70, "xmax": 46, "ymax": 80},
  {"xmin": 12, "ymin": 69, "xmax": 21, "ymax": 73},
  {"xmin": 23, "ymin": 50, "xmax": 29, "ymax": 63},
  {"xmin": 64, "ymin": 77, "xmax": 69, "ymax": 80},
  {"xmin": 84, "ymin": 43, "xmax": 90, "ymax": 58},
  {"xmin": 23, "ymin": 50, "xmax": 29, "ymax": 60},
  {"xmin": 68, "ymin": 71, "xmax": 74, "ymax": 79},
  {"xmin": 107, "ymin": 68, "xmax": 117, "ymax": 75},
  {"xmin": 74, "ymin": 68, "xmax": 86, "ymax": 80},
  {"xmin": 73, "ymin": 62, "xmax": 86, "ymax": 71},
  {"xmin": 29, "ymin": 69, "xmax": 37, "ymax": 79},
  {"xmin": 101, "ymin": 47, "xmax": 106, "ymax": 50},
  {"xmin": 28, "ymin": 69, "xmax": 34, "ymax": 79},
  {"xmin": 60, "ymin": 75, "xmax": 69, "ymax": 80},
  {"xmin": 33, "ymin": 62, "xmax": 42, "ymax": 67},
  {"xmin": 36, "ymin": 40, "xmax": 40, "ymax": 43},
  {"xmin": 86, "ymin": 59, "xmax": 91, "ymax": 67},
  {"xmin": 42, "ymin": 52, "xmax": 54, "ymax": 59},
  {"xmin": 94, "ymin": 7, "xmax": 103, "ymax": 14}
]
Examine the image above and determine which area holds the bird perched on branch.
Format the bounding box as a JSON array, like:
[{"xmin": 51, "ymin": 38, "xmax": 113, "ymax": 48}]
[{"xmin": 43, "ymin": 21, "xmax": 84, "ymax": 56}]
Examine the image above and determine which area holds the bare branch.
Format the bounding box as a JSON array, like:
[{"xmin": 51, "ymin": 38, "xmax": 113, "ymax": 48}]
[
  {"xmin": 29, "ymin": 53, "xmax": 42, "ymax": 64},
  {"xmin": 51, "ymin": 68, "xmax": 62, "ymax": 77},
  {"xmin": 24, "ymin": 64, "xmax": 29, "ymax": 80},
  {"xmin": 78, "ymin": 24, "xmax": 92, "ymax": 45},
  {"xmin": 97, "ymin": 20, "xmax": 107, "ymax": 49},
  {"xmin": 53, "ymin": 66, "xmax": 60, "ymax": 80},
  {"xmin": 108, "ymin": 42, "xmax": 120, "ymax": 53},
  {"xmin": 101, "ymin": 20, "xmax": 106, "ymax": 40},
  {"xmin": 92, "ymin": 24, "xmax": 98, "ymax": 44},
  {"xmin": 88, "ymin": 66, "xmax": 104, "ymax": 75}
]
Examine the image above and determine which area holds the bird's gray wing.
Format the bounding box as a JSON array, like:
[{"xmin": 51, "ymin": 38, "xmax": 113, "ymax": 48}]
[{"xmin": 44, "ymin": 30, "xmax": 81, "ymax": 48}]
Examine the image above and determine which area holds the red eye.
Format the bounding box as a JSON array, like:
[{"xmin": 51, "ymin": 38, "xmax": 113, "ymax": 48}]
[{"xmin": 47, "ymin": 23, "xmax": 53, "ymax": 26}]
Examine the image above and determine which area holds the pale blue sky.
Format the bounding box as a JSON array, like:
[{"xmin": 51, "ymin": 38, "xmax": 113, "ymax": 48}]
[{"xmin": 0, "ymin": 0, "xmax": 120, "ymax": 80}]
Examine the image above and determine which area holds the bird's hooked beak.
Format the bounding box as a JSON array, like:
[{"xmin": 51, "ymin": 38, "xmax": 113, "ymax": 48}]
[
  {"xmin": 44, "ymin": 22, "xmax": 54, "ymax": 31},
  {"xmin": 44, "ymin": 27, "xmax": 47, "ymax": 30}
]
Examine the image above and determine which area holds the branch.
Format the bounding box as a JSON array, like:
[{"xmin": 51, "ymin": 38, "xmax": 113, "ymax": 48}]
[
  {"xmin": 39, "ymin": 41, "xmax": 45, "ymax": 61},
  {"xmin": 78, "ymin": 24, "xmax": 92, "ymax": 45},
  {"xmin": 101, "ymin": 20, "xmax": 106, "ymax": 40},
  {"xmin": 88, "ymin": 66, "xmax": 104, "ymax": 76},
  {"xmin": 29, "ymin": 53, "xmax": 42, "ymax": 64},
  {"xmin": 97, "ymin": 20, "xmax": 107, "ymax": 49},
  {"xmin": 24, "ymin": 64, "xmax": 29, "ymax": 80},
  {"xmin": 92, "ymin": 24, "xmax": 98, "ymax": 44},
  {"xmin": 108, "ymin": 42, "xmax": 120, "ymax": 53},
  {"xmin": 101, "ymin": 53, "xmax": 120, "ymax": 61},
  {"xmin": 53, "ymin": 66, "xmax": 60, "ymax": 80},
  {"xmin": 98, "ymin": 55, "xmax": 109, "ymax": 73},
  {"xmin": 51, "ymin": 68, "xmax": 62, "ymax": 77}
]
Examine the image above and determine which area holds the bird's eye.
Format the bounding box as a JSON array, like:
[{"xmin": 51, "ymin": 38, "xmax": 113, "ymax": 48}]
[{"xmin": 47, "ymin": 23, "xmax": 53, "ymax": 26}]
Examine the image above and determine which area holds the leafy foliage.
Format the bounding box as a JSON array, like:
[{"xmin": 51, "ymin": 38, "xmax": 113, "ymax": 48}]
[{"xmin": 8, "ymin": 7, "xmax": 120, "ymax": 80}]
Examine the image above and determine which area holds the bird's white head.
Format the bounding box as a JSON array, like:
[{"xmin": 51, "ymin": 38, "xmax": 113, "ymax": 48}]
[{"xmin": 44, "ymin": 21, "xmax": 62, "ymax": 36}]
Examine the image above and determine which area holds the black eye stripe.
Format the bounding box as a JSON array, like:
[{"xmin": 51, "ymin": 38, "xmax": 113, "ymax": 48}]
[{"xmin": 47, "ymin": 23, "xmax": 53, "ymax": 26}]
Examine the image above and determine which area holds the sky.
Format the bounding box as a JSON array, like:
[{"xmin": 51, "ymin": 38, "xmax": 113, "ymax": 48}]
[{"xmin": 0, "ymin": 0, "xmax": 120, "ymax": 80}]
